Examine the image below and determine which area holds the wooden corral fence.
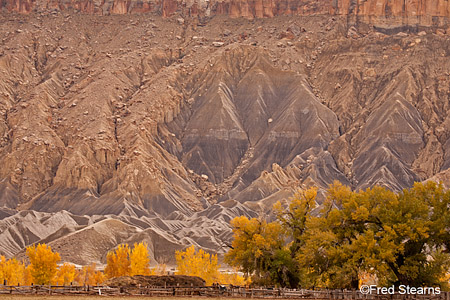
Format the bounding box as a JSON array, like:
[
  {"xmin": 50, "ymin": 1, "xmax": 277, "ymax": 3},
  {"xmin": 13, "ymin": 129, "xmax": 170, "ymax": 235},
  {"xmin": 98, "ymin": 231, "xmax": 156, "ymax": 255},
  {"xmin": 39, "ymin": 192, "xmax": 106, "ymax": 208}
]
[{"xmin": 0, "ymin": 285, "xmax": 449, "ymax": 299}]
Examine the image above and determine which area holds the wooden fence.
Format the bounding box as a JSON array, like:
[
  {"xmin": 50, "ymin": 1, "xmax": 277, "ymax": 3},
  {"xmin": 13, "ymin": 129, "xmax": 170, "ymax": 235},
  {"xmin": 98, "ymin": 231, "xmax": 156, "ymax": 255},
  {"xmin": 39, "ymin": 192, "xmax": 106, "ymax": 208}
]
[{"xmin": 0, "ymin": 285, "xmax": 449, "ymax": 299}]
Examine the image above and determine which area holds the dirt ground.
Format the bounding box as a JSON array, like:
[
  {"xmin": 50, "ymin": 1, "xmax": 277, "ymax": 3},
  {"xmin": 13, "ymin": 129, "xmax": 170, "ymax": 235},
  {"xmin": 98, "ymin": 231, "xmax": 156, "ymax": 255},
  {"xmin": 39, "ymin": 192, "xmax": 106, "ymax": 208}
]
[{"xmin": 104, "ymin": 275, "xmax": 206, "ymax": 287}]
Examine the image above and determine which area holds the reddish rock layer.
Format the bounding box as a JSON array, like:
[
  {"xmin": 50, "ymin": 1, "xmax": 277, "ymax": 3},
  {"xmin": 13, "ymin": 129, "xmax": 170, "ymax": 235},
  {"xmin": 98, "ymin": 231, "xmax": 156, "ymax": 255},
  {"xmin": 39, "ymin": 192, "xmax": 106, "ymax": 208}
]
[{"xmin": 2, "ymin": 0, "xmax": 450, "ymax": 26}]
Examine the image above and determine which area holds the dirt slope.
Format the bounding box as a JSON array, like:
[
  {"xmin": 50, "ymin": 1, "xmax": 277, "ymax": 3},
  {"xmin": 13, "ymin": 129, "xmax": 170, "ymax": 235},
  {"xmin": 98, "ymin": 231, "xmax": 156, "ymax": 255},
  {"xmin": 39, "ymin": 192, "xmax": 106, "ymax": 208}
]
[{"xmin": 0, "ymin": 11, "xmax": 449, "ymax": 262}]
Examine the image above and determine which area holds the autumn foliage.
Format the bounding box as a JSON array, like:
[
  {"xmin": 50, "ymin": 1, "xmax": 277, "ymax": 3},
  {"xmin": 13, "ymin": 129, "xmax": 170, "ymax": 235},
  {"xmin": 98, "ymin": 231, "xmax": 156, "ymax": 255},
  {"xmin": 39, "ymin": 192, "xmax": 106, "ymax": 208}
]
[
  {"xmin": 130, "ymin": 242, "xmax": 151, "ymax": 276},
  {"xmin": 0, "ymin": 244, "xmax": 106, "ymax": 286},
  {"xmin": 105, "ymin": 244, "xmax": 131, "ymax": 278},
  {"xmin": 0, "ymin": 256, "xmax": 28, "ymax": 285},
  {"xmin": 1, "ymin": 240, "xmax": 248, "ymax": 287},
  {"xmin": 54, "ymin": 263, "xmax": 76, "ymax": 285},
  {"xmin": 226, "ymin": 181, "xmax": 450, "ymax": 289},
  {"xmin": 75, "ymin": 263, "xmax": 105, "ymax": 286},
  {"xmin": 175, "ymin": 245, "xmax": 248, "ymax": 286},
  {"xmin": 12, "ymin": 181, "xmax": 447, "ymax": 290},
  {"xmin": 27, "ymin": 243, "xmax": 61, "ymax": 285},
  {"xmin": 105, "ymin": 242, "xmax": 151, "ymax": 278},
  {"xmin": 175, "ymin": 245, "xmax": 220, "ymax": 285}
]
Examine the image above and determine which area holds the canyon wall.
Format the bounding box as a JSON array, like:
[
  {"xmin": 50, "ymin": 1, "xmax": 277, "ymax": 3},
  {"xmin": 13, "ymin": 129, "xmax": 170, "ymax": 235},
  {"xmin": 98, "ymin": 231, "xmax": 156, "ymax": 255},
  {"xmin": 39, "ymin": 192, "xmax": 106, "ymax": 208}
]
[
  {"xmin": 2, "ymin": 2, "xmax": 450, "ymax": 263},
  {"xmin": 2, "ymin": 0, "xmax": 450, "ymax": 26}
]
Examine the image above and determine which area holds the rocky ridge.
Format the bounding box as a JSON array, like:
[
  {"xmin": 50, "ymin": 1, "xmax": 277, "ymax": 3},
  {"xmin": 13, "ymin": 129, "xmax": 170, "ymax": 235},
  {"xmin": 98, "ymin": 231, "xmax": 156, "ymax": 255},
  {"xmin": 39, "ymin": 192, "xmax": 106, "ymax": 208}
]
[
  {"xmin": 0, "ymin": 11, "xmax": 449, "ymax": 263},
  {"xmin": 3, "ymin": 0, "xmax": 450, "ymax": 28}
]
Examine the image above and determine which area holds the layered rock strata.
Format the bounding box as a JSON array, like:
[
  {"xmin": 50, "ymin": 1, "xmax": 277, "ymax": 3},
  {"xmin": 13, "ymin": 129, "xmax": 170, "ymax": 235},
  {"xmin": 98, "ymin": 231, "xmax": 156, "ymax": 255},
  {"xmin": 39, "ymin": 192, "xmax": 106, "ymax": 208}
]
[{"xmin": 2, "ymin": 0, "xmax": 450, "ymax": 27}]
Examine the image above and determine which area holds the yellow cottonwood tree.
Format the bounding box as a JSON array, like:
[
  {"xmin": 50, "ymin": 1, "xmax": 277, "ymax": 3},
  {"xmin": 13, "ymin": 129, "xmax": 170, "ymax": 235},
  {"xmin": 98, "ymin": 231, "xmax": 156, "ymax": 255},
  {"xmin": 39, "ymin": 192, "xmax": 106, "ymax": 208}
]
[
  {"xmin": 104, "ymin": 244, "xmax": 131, "ymax": 278},
  {"xmin": 175, "ymin": 245, "xmax": 220, "ymax": 285},
  {"xmin": 23, "ymin": 266, "xmax": 32, "ymax": 286},
  {"xmin": 130, "ymin": 242, "xmax": 151, "ymax": 276},
  {"xmin": 299, "ymin": 181, "xmax": 450, "ymax": 288},
  {"xmin": 219, "ymin": 269, "xmax": 250, "ymax": 286},
  {"xmin": 224, "ymin": 216, "xmax": 293, "ymax": 287},
  {"xmin": 0, "ymin": 256, "xmax": 26, "ymax": 285},
  {"xmin": 0, "ymin": 256, "xmax": 4, "ymax": 284},
  {"xmin": 91, "ymin": 268, "xmax": 106, "ymax": 285},
  {"xmin": 54, "ymin": 263, "xmax": 76, "ymax": 285},
  {"xmin": 75, "ymin": 263, "xmax": 105, "ymax": 286},
  {"xmin": 26, "ymin": 244, "xmax": 60, "ymax": 285}
]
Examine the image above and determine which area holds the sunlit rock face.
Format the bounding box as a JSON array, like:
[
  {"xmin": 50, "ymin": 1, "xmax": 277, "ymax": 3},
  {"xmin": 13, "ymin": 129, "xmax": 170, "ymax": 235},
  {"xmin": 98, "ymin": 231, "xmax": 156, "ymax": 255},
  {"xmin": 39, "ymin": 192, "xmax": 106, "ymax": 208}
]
[{"xmin": 3, "ymin": 0, "xmax": 450, "ymax": 28}]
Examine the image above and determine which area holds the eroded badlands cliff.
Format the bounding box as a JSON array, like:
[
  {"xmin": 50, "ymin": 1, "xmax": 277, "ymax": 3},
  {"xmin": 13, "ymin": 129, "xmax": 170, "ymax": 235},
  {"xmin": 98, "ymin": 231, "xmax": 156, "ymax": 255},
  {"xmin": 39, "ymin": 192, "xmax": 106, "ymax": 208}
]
[
  {"xmin": 0, "ymin": 8, "xmax": 449, "ymax": 264},
  {"xmin": 4, "ymin": 0, "xmax": 450, "ymax": 28}
]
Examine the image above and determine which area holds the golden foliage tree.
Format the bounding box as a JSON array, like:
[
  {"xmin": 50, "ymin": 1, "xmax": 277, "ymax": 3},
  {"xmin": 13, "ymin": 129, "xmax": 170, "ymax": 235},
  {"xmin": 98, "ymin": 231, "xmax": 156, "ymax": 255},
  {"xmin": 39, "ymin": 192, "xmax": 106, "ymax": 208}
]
[
  {"xmin": 26, "ymin": 243, "xmax": 60, "ymax": 285},
  {"xmin": 219, "ymin": 269, "xmax": 250, "ymax": 286},
  {"xmin": 23, "ymin": 266, "xmax": 32, "ymax": 286},
  {"xmin": 300, "ymin": 181, "xmax": 450, "ymax": 289},
  {"xmin": 175, "ymin": 245, "xmax": 220, "ymax": 285},
  {"xmin": 75, "ymin": 263, "xmax": 105, "ymax": 286},
  {"xmin": 224, "ymin": 216, "xmax": 293, "ymax": 287},
  {"xmin": 130, "ymin": 242, "xmax": 151, "ymax": 276},
  {"xmin": 104, "ymin": 244, "xmax": 131, "ymax": 279},
  {"xmin": 0, "ymin": 256, "xmax": 27, "ymax": 285},
  {"xmin": 226, "ymin": 182, "xmax": 450, "ymax": 289},
  {"xmin": 54, "ymin": 263, "xmax": 76, "ymax": 285}
]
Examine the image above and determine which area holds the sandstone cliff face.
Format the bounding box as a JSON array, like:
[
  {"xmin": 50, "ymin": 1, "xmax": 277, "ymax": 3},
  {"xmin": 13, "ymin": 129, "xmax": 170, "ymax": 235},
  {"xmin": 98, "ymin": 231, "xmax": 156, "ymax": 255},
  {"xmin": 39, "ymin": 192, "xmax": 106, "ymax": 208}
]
[{"xmin": 2, "ymin": 0, "xmax": 450, "ymax": 27}]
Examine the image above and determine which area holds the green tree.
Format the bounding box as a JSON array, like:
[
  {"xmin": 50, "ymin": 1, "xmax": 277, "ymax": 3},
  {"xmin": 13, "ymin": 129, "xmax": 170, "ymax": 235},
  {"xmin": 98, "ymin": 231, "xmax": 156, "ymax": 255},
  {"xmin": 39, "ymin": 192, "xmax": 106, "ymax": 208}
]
[
  {"xmin": 273, "ymin": 187, "xmax": 318, "ymax": 287},
  {"xmin": 298, "ymin": 181, "xmax": 450, "ymax": 289},
  {"xmin": 225, "ymin": 181, "xmax": 450, "ymax": 289},
  {"xmin": 224, "ymin": 216, "xmax": 297, "ymax": 287}
]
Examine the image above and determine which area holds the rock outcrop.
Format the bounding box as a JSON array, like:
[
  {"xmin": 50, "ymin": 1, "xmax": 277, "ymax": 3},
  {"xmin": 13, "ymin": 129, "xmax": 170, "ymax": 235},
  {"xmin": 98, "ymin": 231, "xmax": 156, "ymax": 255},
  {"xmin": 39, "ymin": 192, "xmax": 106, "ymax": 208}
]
[{"xmin": 2, "ymin": 0, "xmax": 450, "ymax": 27}]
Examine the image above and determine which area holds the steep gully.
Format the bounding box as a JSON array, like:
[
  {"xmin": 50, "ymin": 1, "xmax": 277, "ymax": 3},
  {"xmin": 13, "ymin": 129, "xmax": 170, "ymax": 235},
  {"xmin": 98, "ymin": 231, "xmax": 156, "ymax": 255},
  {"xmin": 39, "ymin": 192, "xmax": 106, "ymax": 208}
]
[{"xmin": 0, "ymin": 12, "xmax": 449, "ymax": 264}]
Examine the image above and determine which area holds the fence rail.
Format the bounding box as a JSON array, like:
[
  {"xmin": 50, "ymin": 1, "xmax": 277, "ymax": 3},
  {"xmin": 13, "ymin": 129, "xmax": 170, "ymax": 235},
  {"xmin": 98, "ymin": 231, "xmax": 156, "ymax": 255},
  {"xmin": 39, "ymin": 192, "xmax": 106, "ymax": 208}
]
[{"xmin": 0, "ymin": 285, "xmax": 448, "ymax": 299}]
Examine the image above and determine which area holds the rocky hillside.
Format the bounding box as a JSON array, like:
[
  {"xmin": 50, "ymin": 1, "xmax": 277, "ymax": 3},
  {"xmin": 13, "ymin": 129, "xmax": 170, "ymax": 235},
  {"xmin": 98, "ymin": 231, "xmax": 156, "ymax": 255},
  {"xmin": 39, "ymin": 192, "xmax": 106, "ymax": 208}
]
[
  {"xmin": 3, "ymin": 0, "xmax": 450, "ymax": 27},
  {"xmin": 0, "ymin": 8, "xmax": 449, "ymax": 263}
]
